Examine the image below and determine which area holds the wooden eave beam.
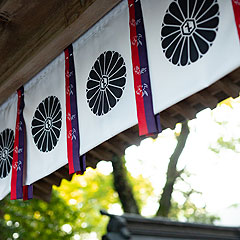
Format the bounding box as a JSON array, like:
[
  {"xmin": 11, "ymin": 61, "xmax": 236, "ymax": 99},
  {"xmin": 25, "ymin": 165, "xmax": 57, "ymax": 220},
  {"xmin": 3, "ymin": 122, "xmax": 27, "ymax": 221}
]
[
  {"xmin": 33, "ymin": 187, "xmax": 52, "ymax": 202},
  {"xmin": 215, "ymin": 77, "xmax": 240, "ymax": 98},
  {"xmin": 189, "ymin": 90, "xmax": 218, "ymax": 110},
  {"xmin": 54, "ymin": 166, "xmax": 72, "ymax": 181},
  {"xmin": 89, "ymin": 148, "xmax": 113, "ymax": 161},
  {"xmin": 0, "ymin": 0, "xmax": 122, "ymax": 105},
  {"xmin": 34, "ymin": 180, "xmax": 53, "ymax": 195},
  {"xmin": 171, "ymin": 101, "xmax": 197, "ymax": 120}
]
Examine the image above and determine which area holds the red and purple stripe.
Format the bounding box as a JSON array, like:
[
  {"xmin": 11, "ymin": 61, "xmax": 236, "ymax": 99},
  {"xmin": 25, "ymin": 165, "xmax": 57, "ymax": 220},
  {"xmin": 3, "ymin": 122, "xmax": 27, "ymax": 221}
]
[
  {"xmin": 232, "ymin": 0, "xmax": 240, "ymax": 40},
  {"xmin": 65, "ymin": 44, "xmax": 86, "ymax": 175},
  {"xmin": 11, "ymin": 87, "xmax": 32, "ymax": 200},
  {"xmin": 128, "ymin": 0, "xmax": 162, "ymax": 136},
  {"xmin": 23, "ymin": 185, "xmax": 33, "ymax": 201}
]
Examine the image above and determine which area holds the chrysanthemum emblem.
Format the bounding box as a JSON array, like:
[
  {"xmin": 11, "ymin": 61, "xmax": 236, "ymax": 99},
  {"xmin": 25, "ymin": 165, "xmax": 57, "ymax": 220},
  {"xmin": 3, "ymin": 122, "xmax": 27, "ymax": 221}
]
[
  {"xmin": 161, "ymin": 0, "xmax": 219, "ymax": 66},
  {"xmin": 0, "ymin": 129, "xmax": 14, "ymax": 179},
  {"xmin": 31, "ymin": 96, "xmax": 62, "ymax": 152},
  {"xmin": 86, "ymin": 51, "xmax": 126, "ymax": 116}
]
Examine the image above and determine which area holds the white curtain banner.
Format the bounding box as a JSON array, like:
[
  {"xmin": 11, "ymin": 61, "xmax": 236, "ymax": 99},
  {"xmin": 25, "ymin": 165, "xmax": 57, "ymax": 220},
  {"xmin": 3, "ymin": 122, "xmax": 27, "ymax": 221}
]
[
  {"xmin": 73, "ymin": 0, "xmax": 138, "ymax": 155},
  {"xmin": 141, "ymin": 0, "xmax": 240, "ymax": 114},
  {"xmin": 0, "ymin": 94, "xmax": 17, "ymax": 200},
  {"xmin": 23, "ymin": 53, "xmax": 68, "ymax": 185}
]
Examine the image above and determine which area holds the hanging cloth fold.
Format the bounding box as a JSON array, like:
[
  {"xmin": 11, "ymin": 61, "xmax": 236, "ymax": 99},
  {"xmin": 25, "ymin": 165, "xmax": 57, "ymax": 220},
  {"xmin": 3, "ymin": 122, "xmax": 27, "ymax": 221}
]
[
  {"xmin": 11, "ymin": 87, "xmax": 33, "ymax": 200},
  {"xmin": 65, "ymin": 44, "xmax": 86, "ymax": 175},
  {"xmin": 232, "ymin": 0, "xmax": 240, "ymax": 40},
  {"xmin": 128, "ymin": 0, "xmax": 162, "ymax": 136}
]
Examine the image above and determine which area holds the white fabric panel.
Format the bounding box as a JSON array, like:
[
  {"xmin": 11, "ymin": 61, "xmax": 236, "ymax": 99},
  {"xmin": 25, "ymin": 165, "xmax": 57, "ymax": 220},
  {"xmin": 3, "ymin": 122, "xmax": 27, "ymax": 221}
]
[
  {"xmin": 141, "ymin": 0, "xmax": 240, "ymax": 114},
  {"xmin": 24, "ymin": 53, "xmax": 68, "ymax": 185},
  {"xmin": 0, "ymin": 94, "xmax": 17, "ymax": 200},
  {"xmin": 73, "ymin": 0, "xmax": 138, "ymax": 155}
]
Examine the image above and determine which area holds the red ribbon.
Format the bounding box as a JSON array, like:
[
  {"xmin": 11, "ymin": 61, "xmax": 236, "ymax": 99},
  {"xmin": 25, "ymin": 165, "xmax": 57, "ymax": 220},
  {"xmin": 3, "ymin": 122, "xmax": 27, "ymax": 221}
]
[
  {"xmin": 65, "ymin": 48, "xmax": 74, "ymax": 173},
  {"xmin": 128, "ymin": 0, "xmax": 148, "ymax": 136},
  {"xmin": 65, "ymin": 45, "xmax": 86, "ymax": 175},
  {"xmin": 11, "ymin": 87, "xmax": 32, "ymax": 200},
  {"xmin": 10, "ymin": 89, "xmax": 21, "ymax": 200},
  {"xmin": 128, "ymin": 0, "xmax": 161, "ymax": 136},
  {"xmin": 232, "ymin": 0, "xmax": 240, "ymax": 40}
]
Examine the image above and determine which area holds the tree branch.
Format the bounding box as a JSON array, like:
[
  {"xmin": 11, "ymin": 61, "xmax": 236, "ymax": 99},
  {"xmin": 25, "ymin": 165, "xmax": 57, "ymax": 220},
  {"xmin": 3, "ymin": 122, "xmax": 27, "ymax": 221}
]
[
  {"xmin": 111, "ymin": 155, "xmax": 140, "ymax": 214},
  {"xmin": 156, "ymin": 121, "xmax": 190, "ymax": 217}
]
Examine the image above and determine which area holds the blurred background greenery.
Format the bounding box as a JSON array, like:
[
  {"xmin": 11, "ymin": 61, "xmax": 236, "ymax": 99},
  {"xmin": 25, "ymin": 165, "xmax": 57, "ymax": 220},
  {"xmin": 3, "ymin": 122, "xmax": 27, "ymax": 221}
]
[{"xmin": 2, "ymin": 97, "xmax": 240, "ymax": 240}]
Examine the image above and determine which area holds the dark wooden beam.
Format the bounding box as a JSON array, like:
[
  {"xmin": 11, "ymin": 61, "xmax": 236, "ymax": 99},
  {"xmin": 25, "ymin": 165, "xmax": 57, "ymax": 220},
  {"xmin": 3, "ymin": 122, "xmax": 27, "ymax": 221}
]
[
  {"xmin": 171, "ymin": 102, "xmax": 197, "ymax": 120},
  {"xmin": 42, "ymin": 175, "xmax": 62, "ymax": 187},
  {"xmin": 54, "ymin": 166, "xmax": 72, "ymax": 181},
  {"xmin": 89, "ymin": 148, "xmax": 113, "ymax": 161},
  {"xmin": 160, "ymin": 111, "xmax": 177, "ymax": 130},
  {"xmin": 117, "ymin": 133, "xmax": 138, "ymax": 146},
  {"xmin": 33, "ymin": 186, "xmax": 52, "ymax": 202},
  {"xmin": 0, "ymin": 0, "xmax": 122, "ymax": 104},
  {"xmin": 85, "ymin": 154, "xmax": 99, "ymax": 168},
  {"xmin": 34, "ymin": 181, "xmax": 53, "ymax": 195},
  {"xmin": 101, "ymin": 142, "xmax": 124, "ymax": 156},
  {"xmin": 189, "ymin": 90, "xmax": 218, "ymax": 109},
  {"xmin": 215, "ymin": 77, "xmax": 240, "ymax": 98}
]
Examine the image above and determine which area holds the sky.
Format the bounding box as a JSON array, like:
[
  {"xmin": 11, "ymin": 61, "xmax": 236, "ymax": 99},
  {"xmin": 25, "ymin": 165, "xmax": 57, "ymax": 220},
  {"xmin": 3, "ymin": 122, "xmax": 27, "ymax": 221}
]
[{"xmin": 97, "ymin": 97, "xmax": 240, "ymax": 227}]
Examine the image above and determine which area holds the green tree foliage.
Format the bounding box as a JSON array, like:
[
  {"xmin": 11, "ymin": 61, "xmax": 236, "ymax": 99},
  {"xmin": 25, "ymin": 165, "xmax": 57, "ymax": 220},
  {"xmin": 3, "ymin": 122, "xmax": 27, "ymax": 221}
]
[
  {"xmin": 209, "ymin": 136, "xmax": 239, "ymax": 153},
  {"xmin": 55, "ymin": 168, "xmax": 119, "ymax": 238},
  {"xmin": 0, "ymin": 191, "xmax": 81, "ymax": 240},
  {"xmin": 0, "ymin": 155, "xmax": 219, "ymax": 239},
  {"xmin": 209, "ymin": 97, "xmax": 240, "ymax": 153},
  {"xmin": 128, "ymin": 173, "xmax": 154, "ymax": 212},
  {"xmin": 0, "ymin": 149, "xmax": 220, "ymax": 240},
  {"xmin": 0, "ymin": 168, "xmax": 153, "ymax": 240},
  {"xmin": 168, "ymin": 189, "xmax": 220, "ymax": 224},
  {"xmin": 169, "ymin": 200, "xmax": 219, "ymax": 224},
  {"xmin": 56, "ymin": 167, "xmax": 154, "ymax": 237}
]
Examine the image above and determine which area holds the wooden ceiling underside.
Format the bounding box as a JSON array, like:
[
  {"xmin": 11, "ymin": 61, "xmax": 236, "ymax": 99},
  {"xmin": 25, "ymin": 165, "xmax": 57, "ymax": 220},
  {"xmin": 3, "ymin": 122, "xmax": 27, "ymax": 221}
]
[
  {"xmin": 33, "ymin": 67, "xmax": 240, "ymax": 202},
  {"xmin": 1, "ymin": 1, "xmax": 240, "ymax": 201},
  {"xmin": 0, "ymin": 0, "xmax": 121, "ymax": 105}
]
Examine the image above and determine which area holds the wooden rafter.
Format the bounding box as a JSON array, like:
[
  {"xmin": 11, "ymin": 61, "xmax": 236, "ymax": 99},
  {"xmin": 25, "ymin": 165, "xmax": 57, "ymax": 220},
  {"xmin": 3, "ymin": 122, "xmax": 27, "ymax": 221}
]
[{"xmin": 0, "ymin": 0, "xmax": 122, "ymax": 105}]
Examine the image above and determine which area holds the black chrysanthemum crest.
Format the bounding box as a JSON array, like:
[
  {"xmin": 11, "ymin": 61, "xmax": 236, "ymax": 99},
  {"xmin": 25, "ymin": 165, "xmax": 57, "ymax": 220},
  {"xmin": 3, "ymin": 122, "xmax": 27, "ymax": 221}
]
[
  {"xmin": 161, "ymin": 0, "xmax": 219, "ymax": 66},
  {"xmin": 86, "ymin": 51, "xmax": 127, "ymax": 116},
  {"xmin": 31, "ymin": 96, "xmax": 62, "ymax": 152},
  {"xmin": 0, "ymin": 129, "xmax": 14, "ymax": 179}
]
